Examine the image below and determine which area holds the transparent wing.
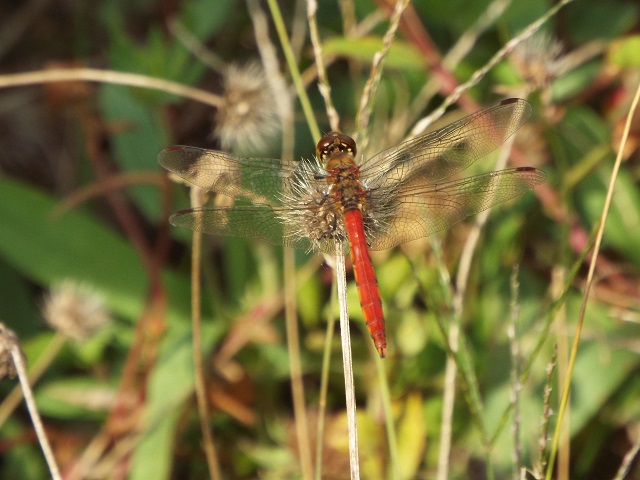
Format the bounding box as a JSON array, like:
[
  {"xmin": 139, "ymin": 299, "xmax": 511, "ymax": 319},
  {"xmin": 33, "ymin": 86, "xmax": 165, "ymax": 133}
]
[
  {"xmin": 360, "ymin": 98, "xmax": 531, "ymax": 189},
  {"xmin": 366, "ymin": 167, "xmax": 546, "ymax": 250},
  {"xmin": 169, "ymin": 203, "xmax": 351, "ymax": 256},
  {"xmin": 158, "ymin": 146, "xmax": 312, "ymax": 204},
  {"xmin": 160, "ymin": 146, "xmax": 353, "ymax": 254}
]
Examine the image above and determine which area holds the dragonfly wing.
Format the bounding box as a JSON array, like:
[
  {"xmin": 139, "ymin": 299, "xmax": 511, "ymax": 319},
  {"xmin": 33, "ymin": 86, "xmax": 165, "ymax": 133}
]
[
  {"xmin": 366, "ymin": 167, "xmax": 546, "ymax": 250},
  {"xmin": 361, "ymin": 98, "xmax": 531, "ymax": 189},
  {"xmin": 170, "ymin": 203, "xmax": 351, "ymax": 255},
  {"xmin": 161, "ymin": 147, "xmax": 351, "ymax": 254},
  {"xmin": 158, "ymin": 146, "xmax": 309, "ymax": 204}
]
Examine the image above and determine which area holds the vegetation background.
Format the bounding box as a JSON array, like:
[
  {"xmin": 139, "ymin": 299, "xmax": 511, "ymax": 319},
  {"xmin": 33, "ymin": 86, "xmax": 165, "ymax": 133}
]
[{"xmin": 0, "ymin": 0, "xmax": 639, "ymax": 479}]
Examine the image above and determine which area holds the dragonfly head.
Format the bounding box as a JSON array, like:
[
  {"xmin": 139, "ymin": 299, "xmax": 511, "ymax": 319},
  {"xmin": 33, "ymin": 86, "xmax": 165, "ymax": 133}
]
[{"xmin": 317, "ymin": 132, "xmax": 357, "ymax": 163}]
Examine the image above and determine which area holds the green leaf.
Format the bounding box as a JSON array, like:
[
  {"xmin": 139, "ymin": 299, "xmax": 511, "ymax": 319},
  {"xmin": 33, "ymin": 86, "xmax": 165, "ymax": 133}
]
[
  {"xmin": 102, "ymin": 4, "xmax": 203, "ymax": 88},
  {"xmin": 583, "ymin": 168, "xmax": 640, "ymax": 266},
  {"xmin": 569, "ymin": 341, "xmax": 638, "ymax": 435},
  {"xmin": 130, "ymin": 409, "xmax": 180, "ymax": 480},
  {"xmin": 36, "ymin": 377, "xmax": 113, "ymax": 420},
  {"xmin": 397, "ymin": 392, "xmax": 427, "ymax": 480},
  {"xmin": 565, "ymin": 1, "xmax": 639, "ymax": 43},
  {"xmin": 323, "ymin": 36, "xmax": 426, "ymax": 71},
  {"xmin": 551, "ymin": 61, "xmax": 601, "ymax": 102},
  {"xmin": 99, "ymin": 85, "xmax": 170, "ymax": 220},
  {"xmin": 132, "ymin": 322, "xmax": 225, "ymax": 479},
  {"xmin": 608, "ymin": 35, "xmax": 640, "ymax": 68},
  {"xmin": 0, "ymin": 176, "xmax": 191, "ymax": 321},
  {"xmin": 0, "ymin": 261, "xmax": 41, "ymax": 337},
  {"xmin": 180, "ymin": 0, "xmax": 237, "ymax": 40},
  {"xmin": 0, "ymin": 177, "xmax": 147, "ymax": 319}
]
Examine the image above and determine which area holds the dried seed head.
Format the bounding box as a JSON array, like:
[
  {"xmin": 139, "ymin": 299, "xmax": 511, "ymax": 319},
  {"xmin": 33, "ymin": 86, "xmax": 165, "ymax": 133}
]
[
  {"xmin": 0, "ymin": 323, "xmax": 21, "ymax": 379},
  {"xmin": 42, "ymin": 280, "xmax": 111, "ymax": 341},
  {"xmin": 214, "ymin": 62, "xmax": 280, "ymax": 154},
  {"xmin": 511, "ymin": 34, "xmax": 566, "ymax": 91}
]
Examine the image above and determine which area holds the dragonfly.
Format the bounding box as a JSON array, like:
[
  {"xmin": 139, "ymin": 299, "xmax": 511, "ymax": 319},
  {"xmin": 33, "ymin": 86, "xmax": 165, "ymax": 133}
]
[{"xmin": 158, "ymin": 98, "xmax": 546, "ymax": 358}]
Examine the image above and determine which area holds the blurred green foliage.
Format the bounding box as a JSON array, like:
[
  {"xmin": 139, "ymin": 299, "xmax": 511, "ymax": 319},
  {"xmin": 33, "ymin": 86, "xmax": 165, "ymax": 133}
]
[{"xmin": 0, "ymin": 0, "xmax": 639, "ymax": 478}]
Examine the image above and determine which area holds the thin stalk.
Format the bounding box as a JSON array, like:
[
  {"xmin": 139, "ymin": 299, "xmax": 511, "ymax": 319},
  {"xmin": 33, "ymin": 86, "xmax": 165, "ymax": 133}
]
[
  {"xmin": 551, "ymin": 266, "xmax": 570, "ymax": 480},
  {"xmin": 265, "ymin": 0, "xmax": 321, "ymax": 141},
  {"xmin": 168, "ymin": 18, "xmax": 227, "ymax": 72},
  {"xmin": 335, "ymin": 246, "xmax": 360, "ymax": 479},
  {"xmin": 410, "ymin": 0, "xmax": 575, "ymax": 137},
  {"xmin": 508, "ymin": 265, "xmax": 522, "ymax": 479},
  {"xmin": 375, "ymin": 355, "xmax": 399, "ymax": 479},
  {"xmin": 9, "ymin": 337, "xmax": 62, "ymax": 480},
  {"xmin": 544, "ymin": 76, "xmax": 640, "ymax": 480},
  {"xmin": 284, "ymin": 249, "xmax": 314, "ymax": 480},
  {"xmin": 406, "ymin": 0, "xmax": 512, "ymax": 128},
  {"xmin": 355, "ymin": 0, "xmax": 411, "ymax": 149},
  {"xmin": 0, "ymin": 68, "xmax": 224, "ymax": 108},
  {"xmin": 426, "ymin": 239, "xmax": 486, "ymax": 438},
  {"xmin": 0, "ymin": 332, "xmax": 66, "ymax": 428},
  {"xmin": 248, "ymin": 2, "xmax": 313, "ymax": 476},
  {"xmin": 315, "ymin": 283, "xmax": 337, "ymax": 480},
  {"xmin": 488, "ymin": 230, "xmax": 593, "ymax": 449},
  {"xmin": 307, "ymin": 0, "xmax": 340, "ymax": 131},
  {"xmin": 437, "ymin": 126, "xmax": 519, "ymax": 480},
  {"xmin": 613, "ymin": 432, "xmax": 640, "ymax": 480},
  {"xmin": 190, "ymin": 186, "xmax": 223, "ymax": 480}
]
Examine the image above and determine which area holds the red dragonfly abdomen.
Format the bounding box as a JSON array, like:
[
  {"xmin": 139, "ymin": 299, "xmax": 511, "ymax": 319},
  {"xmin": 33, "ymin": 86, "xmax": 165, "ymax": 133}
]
[{"xmin": 343, "ymin": 208, "xmax": 386, "ymax": 358}]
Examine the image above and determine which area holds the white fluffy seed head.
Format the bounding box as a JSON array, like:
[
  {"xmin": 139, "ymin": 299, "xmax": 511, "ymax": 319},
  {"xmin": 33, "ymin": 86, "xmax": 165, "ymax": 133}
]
[
  {"xmin": 214, "ymin": 62, "xmax": 281, "ymax": 154},
  {"xmin": 42, "ymin": 280, "xmax": 111, "ymax": 341}
]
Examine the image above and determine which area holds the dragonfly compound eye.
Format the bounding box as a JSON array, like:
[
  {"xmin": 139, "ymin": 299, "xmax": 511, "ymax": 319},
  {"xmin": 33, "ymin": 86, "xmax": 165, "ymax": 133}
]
[
  {"xmin": 337, "ymin": 134, "xmax": 357, "ymax": 155},
  {"xmin": 316, "ymin": 132, "xmax": 357, "ymax": 159}
]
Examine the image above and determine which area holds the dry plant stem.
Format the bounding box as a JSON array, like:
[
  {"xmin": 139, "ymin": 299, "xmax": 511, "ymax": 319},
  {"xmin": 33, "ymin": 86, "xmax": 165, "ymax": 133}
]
[
  {"xmin": 213, "ymin": 256, "xmax": 323, "ymax": 366},
  {"xmin": 10, "ymin": 343, "xmax": 62, "ymax": 480},
  {"xmin": 284, "ymin": 250, "xmax": 314, "ymax": 480},
  {"xmin": 307, "ymin": 0, "xmax": 340, "ymax": 131},
  {"xmin": 383, "ymin": 1, "xmax": 478, "ymax": 113},
  {"xmin": 297, "ymin": 9, "xmax": 386, "ymax": 93},
  {"xmin": 356, "ymin": 0, "xmax": 411, "ymax": 148},
  {"xmin": 52, "ymin": 171, "xmax": 164, "ymax": 216},
  {"xmin": 168, "ymin": 19, "xmax": 227, "ymax": 72},
  {"xmin": 335, "ymin": 244, "xmax": 361, "ymax": 479},
  {"xmin": 67, "ymin": 432, "xmax": 111, "ymax": 480},
  {"xmin": 428, "ymin": 239, "xmax": 485, "ymax": 432},
  {"xmin": 437, "ymin": 133, "xmax": 518, "ymax": 480},
  {"xmin": 508, "ymin": 266, "xmax": 522, "ymax": 479},
  {"xmin": 436, "ymin": 317, "xmax": 459, "ymax": 480},
  {"xmin": 249, "ymin": 0, "xmax": 295, "ymax": 160},
  {"xmin": 339, "ymin": 0, "xmax": 357, "ymax": 34},
  {"xmin": 410, "ymin": 0, "xmax": 575, "ymax": 137},
  {"xmin": 248, "ymin": 2, "xmax": 313, "ymax": 476},
  {"xmin": 290, "ymin": 0, "xmax": 308, "ymax": 62},
  {"xmin": 551, "ymin": 267, "xmax": 570, "ymax": 480},
  {"xmin": 405, "ymin": 0, "xmax": 512, "ymax": 126},
  {"xmin": 0, "ymin": 68, "xmax": 224, "ymax": 108},
  {"xmin": 189, "ymin": 186, "xmax": 223, "ymax": 480},
  {"xmin": 90, "ymin": 433, "xmax": 140, "ymax": 478},
  {"xmin": 315, "ymin": 284, "xmax": 337, "ymax": 480},
  {"xmin": 489, "ymin": 237, "xmax": 592, "ymax": 450},
  {"xmin": 375, "ymin": 356, "xmax": 400, "ymax": 478},
  {"xmin": 613, "ymin": 434, "xmax": 640, "ymax": 480},
  {"xmin": 77, "ymin": 97, "xmax": 159, "ymax": 280},
  {"xmin": 265, "ymin": 0, "xmax": 321, "ymax": 141},
  {"xmin": 536, "ymin": 349, "xmax": 556, "ymax": 476},
  {"xmin": 444, "ymin": 0, "xmax": 512, "ymax": 68},
  {"xmin": 545, "ymin": 77, "xmax": 640, "ymax": 480},
  {"xmin": 0, "ymin": 332, "xmax": 66, "ymax": 428}
]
